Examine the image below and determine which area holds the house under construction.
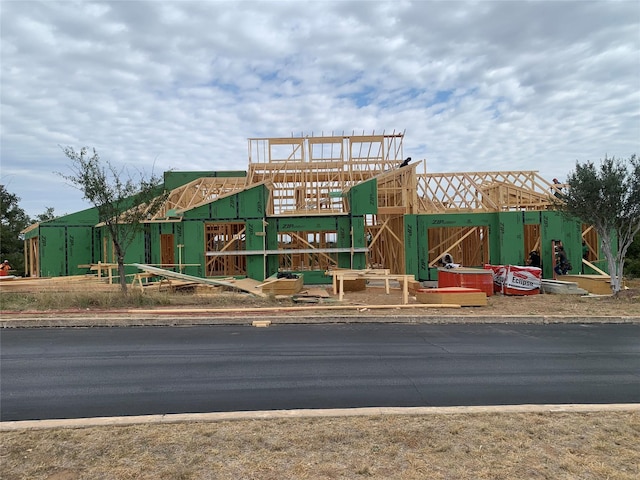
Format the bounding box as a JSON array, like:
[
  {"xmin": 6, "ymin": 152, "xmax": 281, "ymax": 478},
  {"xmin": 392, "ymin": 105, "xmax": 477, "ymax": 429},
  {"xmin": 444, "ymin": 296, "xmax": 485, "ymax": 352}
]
[{"xmin": 22, "ymin": 132, "xmax": 607, "ymax": 283}]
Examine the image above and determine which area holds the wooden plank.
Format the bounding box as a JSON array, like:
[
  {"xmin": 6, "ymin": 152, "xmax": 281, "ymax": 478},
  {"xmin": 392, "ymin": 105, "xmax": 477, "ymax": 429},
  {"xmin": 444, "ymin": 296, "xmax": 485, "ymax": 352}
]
[
  {"xmin": 561, "ymin": 275, "xmax": 614, "ymax": 295},
  {"xmin": 130, "ymin": 263, "xmax": 267, "ymax": 297},
  {"xmin": 581, "ymin": 259, "xmax": 609, "ymax": 276},
  {"xmin": 261, "ymin": 276, "xmax": 304, "ymax": 295},
  {"xmin": 416, "ymin": 287, "xmax": 487, "ymax": 307}
]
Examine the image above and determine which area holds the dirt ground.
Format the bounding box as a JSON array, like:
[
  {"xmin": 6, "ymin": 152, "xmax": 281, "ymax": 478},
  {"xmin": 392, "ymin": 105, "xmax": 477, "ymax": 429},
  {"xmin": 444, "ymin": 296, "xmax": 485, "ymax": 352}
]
[{"xmin": 276, "ymin": 279, "xmax": 640, "ymax": 318}]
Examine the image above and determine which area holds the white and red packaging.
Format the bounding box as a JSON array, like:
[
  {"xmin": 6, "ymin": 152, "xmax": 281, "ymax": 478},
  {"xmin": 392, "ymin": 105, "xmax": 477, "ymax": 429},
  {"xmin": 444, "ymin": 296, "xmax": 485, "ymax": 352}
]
[
  {"xmin": 484, "ymin": 264, "xmax": 541, "ymax": 295},
  {"xmin": 503, "ymin": 265, "xmax": 541, "ymax": 295},
  {"xmin": 484, "ymin": 264, "xmax": 507, "ymax": 294}
]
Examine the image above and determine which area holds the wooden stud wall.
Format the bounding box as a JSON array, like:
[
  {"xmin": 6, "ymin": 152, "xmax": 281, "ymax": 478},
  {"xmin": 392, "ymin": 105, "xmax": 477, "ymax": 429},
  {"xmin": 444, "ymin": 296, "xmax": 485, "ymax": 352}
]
[
  {"xmin": 427, "ymin": 226, "xmax": 489, "ymax": 268},
  {"xmin": 277, "ymin": 231, "xmax": 338, "ymax": 272},
  {"xmin": 205, "ymin": 223, "xmax": 246, "ymax": 277}
]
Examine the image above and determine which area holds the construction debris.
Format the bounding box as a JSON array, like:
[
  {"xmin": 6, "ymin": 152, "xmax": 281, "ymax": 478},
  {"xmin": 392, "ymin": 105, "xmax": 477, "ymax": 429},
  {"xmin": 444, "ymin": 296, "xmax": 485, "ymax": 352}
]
[
  {"xmin": 131, "ymin": 263, "xmax": 267, "ymax": 297},
  {"xmin": 540, "ymin": 279, "xmax": 589, "ymax": 295}
]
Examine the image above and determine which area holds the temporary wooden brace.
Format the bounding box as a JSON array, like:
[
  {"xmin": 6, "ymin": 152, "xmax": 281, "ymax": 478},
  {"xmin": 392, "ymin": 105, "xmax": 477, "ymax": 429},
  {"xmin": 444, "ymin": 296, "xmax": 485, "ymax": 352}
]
[
  {"xmin": 581, "ymin": 258, "xmax": 608, "ymax": 276},
  {"xmin": 428, "ymin": 227, "xmax": 480, "ymax": 267}
]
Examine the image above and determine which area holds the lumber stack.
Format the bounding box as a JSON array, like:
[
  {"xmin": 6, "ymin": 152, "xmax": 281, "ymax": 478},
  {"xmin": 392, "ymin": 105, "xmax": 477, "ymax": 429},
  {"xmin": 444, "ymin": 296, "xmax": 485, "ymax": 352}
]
[
  {"xmin": 0, "ymin": 275, "xmax": 120, "ymax": 294},
  {"xmin": 416, "ymin": 287, "xmax": 487, "ymax": 307},
  {"xmin": 558, "ymin": 275, "xmax": 615, "ymax": 295},
  {"xmin": 540, "ymin": 279, "xmax": 588, "ymax": 295},
  {"xmin": 260, "ymin": 274, "xmax": 304, "ymax": 295}
]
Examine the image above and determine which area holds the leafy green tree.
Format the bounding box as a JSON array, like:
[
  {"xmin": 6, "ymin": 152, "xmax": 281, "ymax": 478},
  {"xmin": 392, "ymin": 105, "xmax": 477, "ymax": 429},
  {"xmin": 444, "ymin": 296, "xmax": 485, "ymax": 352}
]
[
  {"xmin": 34, "ymin": 207, "xmax": 56, "ymax": 223},
  {"xmin": 0, "ymin": 185, "xmax": 32, "ymax": 275},
  {"xmin": 58, "ymin": 147, "xmax": 169, "ymax": 293},
  {"xmin": 559, "ymin": 154, "xmax": 640, "ymax": 294}
]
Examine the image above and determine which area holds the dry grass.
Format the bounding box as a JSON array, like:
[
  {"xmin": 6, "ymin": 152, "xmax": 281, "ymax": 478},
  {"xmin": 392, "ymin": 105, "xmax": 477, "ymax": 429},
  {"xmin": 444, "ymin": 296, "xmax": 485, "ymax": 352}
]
[
  {"xmin": 0, "ymin": 289, "xmax": 287, "ymax": 312},
  {"xmin": 1, "ymin": 412, "xmax": 638, "ymax": 480},
  {"xmin": 1, "ymin": 281, "xmax": 639, "ymax": 318}
]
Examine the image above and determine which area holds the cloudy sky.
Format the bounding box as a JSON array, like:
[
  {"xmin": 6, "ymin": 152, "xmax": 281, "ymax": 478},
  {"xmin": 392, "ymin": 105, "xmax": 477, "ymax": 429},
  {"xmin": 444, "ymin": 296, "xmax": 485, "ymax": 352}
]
[{"xmin": 1, "ymin": 0, "xmax": 639, "ymax": 218}]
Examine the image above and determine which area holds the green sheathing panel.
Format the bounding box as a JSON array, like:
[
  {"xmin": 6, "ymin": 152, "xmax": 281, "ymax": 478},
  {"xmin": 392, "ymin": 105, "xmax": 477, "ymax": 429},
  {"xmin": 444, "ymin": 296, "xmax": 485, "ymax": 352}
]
[
  {"xmin": 523, "ymin": 211, "xmax": 542, "ymax": 225},
  {"xmin": 416, "ymin": 213, "xmax": 499, "ymax": 281},
  {"xmin": 351, "ymin": 216, "xmax": 367, "ymax": 270},
  {"xmin": 24, "ymin": 226, "xmax": 38, "ymax": 241},
  {"xmin": 245, "ymin": 219, "xmax": 267, "ymax": 280},
  {"xmin": 50, "ymin": 207, "xmax": 100, "ymax": 226},
  {"xmin": 264, "ymin": 220, "xmax": 280, "ymax": 278},
  {"xmin": 541, "ymin": 211, "xmax": 583, "ymax": 278},
  {"xmin": 32, "ymin": 208, "xmax": 101, "ymax": 276},
  {"xmin": 65, "ymin": 226, "xmax": 94, "ymax": 276},
  {"xmin": 39, "ymin": 226, "xmax": 67, "ymax": 277},
  {"xmin": 147, "ymin": 224, "xmax": 161, "ymax": 268},
  {"xmin": 92, "ymin": 228, "xmax": 102, "ymax": 264},
  {"xmin": 182, "ymin": 184, "xmax": 268, "ymax": 221},
  {"xmin": 238, "ymin": 185, "xmax": 268, "ymax": 219},
  {"xmin": 337, "ymin": 217, "xmax": 352, "ymax": 268},
  {"xmin": 123, "ymin": 227, "xmax": 147, "ymax": 279},
  {"xmin": 182, "ymin": 221, "xmax": 205, "ymax": 277},
  {"xmin": 273, "ymin": 216, "xmax": 339, "ymax": 283},
  {"xmin": 163, "ymin": 171, "xmax": 246, "ymax": 191},
  {"xmin": 209, "ymin": 195, "xmax": 238, "ymax": 220},
  {"xmin": 497, "ymin": 212, "xmax": 525, "ymax": 266},
  {"xmin": 411, "ymin": 211, "xmax": 589, "ymax": 280},
  {"xmin": 348, "ymin": 179, "xmax": 377, "ymax": 215},
  {"xmin": 275, "ymin": 216, "xmax": 339, "ymax": 231},
  {"xmin": 404, "ymin": 215, "xmax": 419, "ymax": 278},
  {"xmin": 268, "ymin": 215, "xmax": 357, "ymax": 284}
]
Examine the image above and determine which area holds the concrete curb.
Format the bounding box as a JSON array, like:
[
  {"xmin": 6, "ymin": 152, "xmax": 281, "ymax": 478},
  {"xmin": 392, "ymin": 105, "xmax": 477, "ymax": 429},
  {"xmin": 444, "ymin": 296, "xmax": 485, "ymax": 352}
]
[
  {"xmin": 1, "ymin": 314, "xmax": 639, "ymax": 328},
  {"xmin": 2, "ymin": 403, "xmax": 639, "ymax": 431}
]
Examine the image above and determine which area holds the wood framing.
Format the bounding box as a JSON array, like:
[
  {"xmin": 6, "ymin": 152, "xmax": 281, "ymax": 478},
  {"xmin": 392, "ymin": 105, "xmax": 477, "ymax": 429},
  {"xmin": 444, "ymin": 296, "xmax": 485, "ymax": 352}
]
[
  {"xmin": 427, "ymin": 226, "xmax": 490, "ymax": 268},
  {"xmin": 205, "ymin": 222, "xmax": 247, "ymax": 277},
  {"xmin": 417, "ymin": 171, "xmax": 559, "ymax": 213},
  {"xmin": 147, "ymin": 176, "xmax": 253, "ymax": 221},
  {"xmin": 247, "ymin": 132, "xmax": 405, "ymax": 215}
]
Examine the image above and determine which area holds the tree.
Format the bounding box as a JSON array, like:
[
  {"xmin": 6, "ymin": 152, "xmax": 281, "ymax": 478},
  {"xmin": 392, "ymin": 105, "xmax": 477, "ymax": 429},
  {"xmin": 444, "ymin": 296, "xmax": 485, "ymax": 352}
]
[
  {"xmin": 34, "ymin": 207, "xmax": 57, "ymax": 223},
  {"xmin": 0, "ymin": 185, "xmax": 32, "ymax": 275},
  {"xmin": 559, "ymin": 154, "xmax": 640, "ymax": 294},
  {"xmin": 58, "ymin": 147, "xmax": 169, "ymax": 293},
  {"xmin": 624, "ymin": 233, "xmax": 640, "ymax": 278}
]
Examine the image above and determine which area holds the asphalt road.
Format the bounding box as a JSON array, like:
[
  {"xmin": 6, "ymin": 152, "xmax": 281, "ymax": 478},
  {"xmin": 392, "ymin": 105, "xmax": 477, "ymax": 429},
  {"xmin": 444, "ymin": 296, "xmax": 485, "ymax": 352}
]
[{"xmin": 1, "ymin": 323, "xmax": 639, "ymax": 421}]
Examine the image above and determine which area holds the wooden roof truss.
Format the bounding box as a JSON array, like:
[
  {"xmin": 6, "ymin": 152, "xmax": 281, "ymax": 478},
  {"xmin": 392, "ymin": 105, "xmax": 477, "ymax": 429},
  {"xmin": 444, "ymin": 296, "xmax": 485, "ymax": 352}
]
[
  {"xmin": 417, "ymin": 171, "xmax": 559, "ymax": 213},
  {"xmin": 147, "ymin": 176, "xmax": 252, "ymax": 221}
]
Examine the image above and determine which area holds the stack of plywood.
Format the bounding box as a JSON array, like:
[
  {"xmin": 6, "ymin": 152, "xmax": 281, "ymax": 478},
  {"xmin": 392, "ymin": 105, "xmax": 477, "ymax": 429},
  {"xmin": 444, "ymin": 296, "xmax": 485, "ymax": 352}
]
[
  {"xmin": 541, "ymin": 279, "xmax": 588, "ymax": 295},
  {"xmin": 416, "ymin": 287, "xmax": 487, "ymax": 307},
  {"xmin": 558, "ymin": 275, "xmax": 615, "ymax": 295},
  {"xmin": 0, "ymin": 275, "xmax": 120, "ymax": 294},
  {"xmin": 260, "ymin": 274, "xmax": 304, "ymax": 295}
]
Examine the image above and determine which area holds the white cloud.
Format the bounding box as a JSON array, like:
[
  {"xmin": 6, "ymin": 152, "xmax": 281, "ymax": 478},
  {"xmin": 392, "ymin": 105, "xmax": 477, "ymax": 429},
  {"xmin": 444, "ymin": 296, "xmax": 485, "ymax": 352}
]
[{"xmin": 1, "ymin": 0, "xmax": 638, "ymax": 218}]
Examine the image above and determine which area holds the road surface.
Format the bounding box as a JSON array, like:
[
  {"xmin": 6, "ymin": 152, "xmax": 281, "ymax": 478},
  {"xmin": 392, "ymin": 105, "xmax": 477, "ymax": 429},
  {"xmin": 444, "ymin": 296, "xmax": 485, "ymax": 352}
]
[{"xmin": 2, "ymin": 323, "xmax": 639, "ymax": 421}]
